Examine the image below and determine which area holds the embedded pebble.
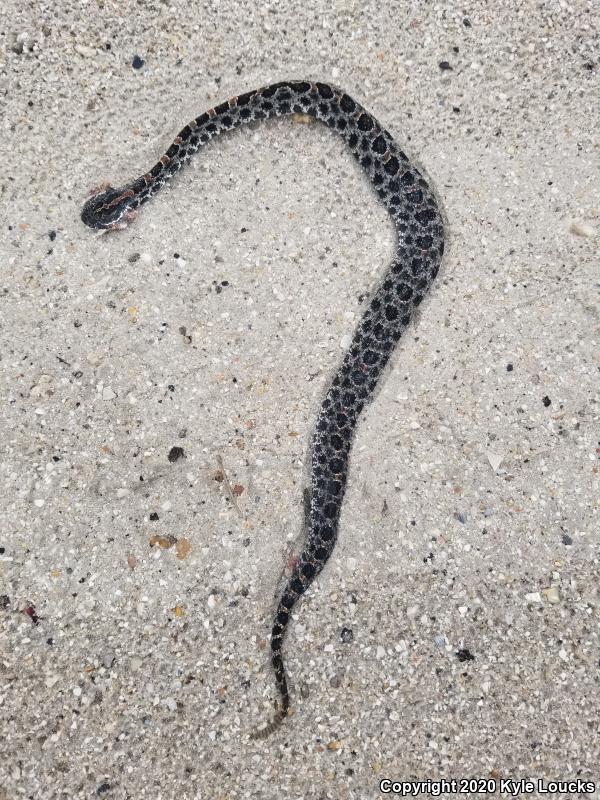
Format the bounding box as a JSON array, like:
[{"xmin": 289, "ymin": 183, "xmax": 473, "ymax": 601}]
[
  {"xmin": 329, "ymin": 673, "xmax": 342, "ymax": 688},
  {"xmin": 102, "ymin": 651, "xmax": 115, "ymax": 668},
  {"xmin": 340, "ymin": 627, "xmax": 354, "ymax": 643},
  {"xmin": 569, "ymin": 221, "xmax": 595, "ymax": 238},
  {"xmin": 543, "ymin": 586, "xmax": 560, "ymax": 604},
  {"xmin": 175, "ymin": 538, "xmax": 192, "ymax": 560},
  {"xmin": 87, "ymin": 352, "xmax": 103, "ymax": 366},
  {"xmin": 164, "ymin": 697, "xmax": 177, "ymax": 712},
  {"xmin": 525, "ymin": 591, "xmax": 542, "ymax": 603},
  {"xmin": 74, "ymin": 44, "xmax": 96, "ymax": 58}
]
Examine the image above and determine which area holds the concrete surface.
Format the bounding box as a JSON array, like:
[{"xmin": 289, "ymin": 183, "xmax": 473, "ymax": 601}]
[{"xmin": 1, "ymin": 1, "xmax": 599, "ymax": 798}]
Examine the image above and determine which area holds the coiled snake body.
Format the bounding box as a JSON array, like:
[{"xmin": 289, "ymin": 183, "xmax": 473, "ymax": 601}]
[{"xmin": 82, "ymin": 80, "xmax": 444, "ymax": 736}]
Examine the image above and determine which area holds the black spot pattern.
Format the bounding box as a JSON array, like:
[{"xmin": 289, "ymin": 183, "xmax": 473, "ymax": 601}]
[{"xmin": 80, "ymin": 81, "xmax": 445, "ymax": 736}]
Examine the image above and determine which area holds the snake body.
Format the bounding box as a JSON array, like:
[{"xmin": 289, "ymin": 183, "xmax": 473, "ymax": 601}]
[{"xmin": 81, "ymin": 80, "xmax": 444, "ymax": 735}]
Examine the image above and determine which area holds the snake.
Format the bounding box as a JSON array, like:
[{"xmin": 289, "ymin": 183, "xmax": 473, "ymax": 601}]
[{"xmin": 81, "ymin": 80, "xmax": 444, "ymax": 737}]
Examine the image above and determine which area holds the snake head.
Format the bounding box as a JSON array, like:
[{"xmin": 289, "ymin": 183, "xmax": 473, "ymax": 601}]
[{"xmin": 81, "ymin": 184, "xmax": 137, "ymax": 230}]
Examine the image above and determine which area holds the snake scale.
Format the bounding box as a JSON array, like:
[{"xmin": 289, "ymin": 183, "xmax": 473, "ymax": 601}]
[{"xmin": 81, "ymin": 80, "xmax": 444, "ymax": 736}]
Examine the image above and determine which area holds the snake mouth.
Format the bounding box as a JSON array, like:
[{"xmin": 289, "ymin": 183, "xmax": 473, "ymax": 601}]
[{"xmin": 81, "ymin": 185, "xmax": 135, "ymax": 230}]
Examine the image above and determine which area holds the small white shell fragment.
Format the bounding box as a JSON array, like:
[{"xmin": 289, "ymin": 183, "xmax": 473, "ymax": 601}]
[
  {"xmin": 525, "ymin": 591, "xmax": 542, "ymax": 603},
  {"xmin": 487, "ymin": 451, "xmax": 503, "ymax": 471},
  {"xmin": 543, "ymin": 586, "xmax": 560, "ymax": 604},
  {"xmin": 569, "ymin": 221, "xmax": 595, "ymax": 238}
]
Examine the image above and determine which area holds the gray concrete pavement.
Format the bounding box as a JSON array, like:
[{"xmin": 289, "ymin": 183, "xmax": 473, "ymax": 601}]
[{"xmin": 1, "ymin": 1, "xmax": 598, "ymax": 798}]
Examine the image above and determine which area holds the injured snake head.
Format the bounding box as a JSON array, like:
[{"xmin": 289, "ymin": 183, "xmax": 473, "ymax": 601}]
[{"xmin": 81, "ymin": 184, "xmax": 137, "ymax": 230}]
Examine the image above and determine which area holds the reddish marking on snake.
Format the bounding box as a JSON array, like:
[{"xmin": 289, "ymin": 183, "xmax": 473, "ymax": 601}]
[
  {"xmin": 22, "ymin": 605, "xmax": 41, "ymax": 625},
  {"xmin": 86, "ymin": 181, "xmax": 113, "ymax": 198},
  {"xmin": 105, "ymin": 189, "xmax": 135, "ymax": 208}
]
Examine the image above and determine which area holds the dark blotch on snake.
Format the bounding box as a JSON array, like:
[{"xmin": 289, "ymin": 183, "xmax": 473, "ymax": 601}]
[
  {"xmin": 384, "ymin": 156, "xmax": 400, "ymax": 175},
  {"xmin": 340, "ymin": 94, "xmax": 356, "ymax": 113}
]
